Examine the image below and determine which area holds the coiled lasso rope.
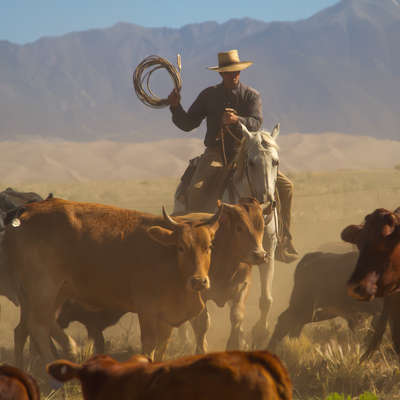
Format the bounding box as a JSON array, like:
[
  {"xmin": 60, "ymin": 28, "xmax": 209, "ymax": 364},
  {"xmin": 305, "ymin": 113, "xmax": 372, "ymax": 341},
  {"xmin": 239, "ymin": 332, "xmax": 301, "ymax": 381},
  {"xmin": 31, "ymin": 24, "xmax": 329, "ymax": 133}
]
[{"xmin": 133, "ymin": 54, "xmax": 182, "ymax": 108}]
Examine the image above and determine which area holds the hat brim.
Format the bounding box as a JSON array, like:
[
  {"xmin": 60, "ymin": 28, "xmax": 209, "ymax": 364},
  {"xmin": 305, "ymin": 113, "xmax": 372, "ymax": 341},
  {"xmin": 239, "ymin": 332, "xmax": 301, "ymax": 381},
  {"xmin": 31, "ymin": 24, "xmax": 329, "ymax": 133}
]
[{"xmin": 207, "ymin": 61, "xmax": 253, "ymax": 72}]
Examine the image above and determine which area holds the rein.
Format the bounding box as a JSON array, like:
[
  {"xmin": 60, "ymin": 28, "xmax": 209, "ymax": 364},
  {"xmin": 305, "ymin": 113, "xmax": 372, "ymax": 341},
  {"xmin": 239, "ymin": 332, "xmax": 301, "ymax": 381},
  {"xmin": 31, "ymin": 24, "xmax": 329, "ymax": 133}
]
[{"xmin": 219, "ymin": 124, "xmax": 242, "ymax": 167}]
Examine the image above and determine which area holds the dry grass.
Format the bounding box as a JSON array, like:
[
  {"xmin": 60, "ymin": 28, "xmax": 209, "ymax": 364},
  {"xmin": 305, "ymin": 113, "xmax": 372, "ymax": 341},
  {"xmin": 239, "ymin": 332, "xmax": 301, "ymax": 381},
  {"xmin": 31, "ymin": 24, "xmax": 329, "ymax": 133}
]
[
  {"xmin": 1, "ymin": 167, "xmax": 400, "ymax": 399},
  {"xmin": 274, "ymin": 319, "xmax": 400, "ymax": 399}
]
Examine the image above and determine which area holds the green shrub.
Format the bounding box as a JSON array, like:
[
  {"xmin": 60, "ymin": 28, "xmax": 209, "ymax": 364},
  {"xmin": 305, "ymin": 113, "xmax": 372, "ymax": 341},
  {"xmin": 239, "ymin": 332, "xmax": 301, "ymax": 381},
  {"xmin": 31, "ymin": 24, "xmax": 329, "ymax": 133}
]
[
  {"xmin": 358, "ymin": 393, "xmax": 379, "ymax": 400},
  {"xmin": 325, "ymin": 393, "xmax": 351, "ymax": 400}
]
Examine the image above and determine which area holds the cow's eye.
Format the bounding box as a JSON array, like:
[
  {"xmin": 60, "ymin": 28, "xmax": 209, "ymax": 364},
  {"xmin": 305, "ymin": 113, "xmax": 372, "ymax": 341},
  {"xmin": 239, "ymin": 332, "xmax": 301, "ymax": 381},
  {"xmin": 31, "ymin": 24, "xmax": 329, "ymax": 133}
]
[
  {"xmin": 236, "ymin": 225, "xmax": 243, "ymax": 233},
  {"xmin": 272, "ymin": 159, "xmax": 279, "ymax": 167},
  {"xmin": 178, "ymin": 246, "xmax": 184, "ymax": 252}
]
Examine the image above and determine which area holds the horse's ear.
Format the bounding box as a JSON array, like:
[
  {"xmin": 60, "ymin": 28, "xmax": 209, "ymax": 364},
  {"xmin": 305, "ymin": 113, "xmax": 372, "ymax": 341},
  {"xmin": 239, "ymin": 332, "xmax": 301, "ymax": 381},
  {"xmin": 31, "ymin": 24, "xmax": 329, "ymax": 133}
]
[
  {"xmin": 239, "ymin": 123, "xmax": 252, "ymax": 140},
  {"xmin": 271, "ymin": 123, "xmax": 280, "ymax": 139}
]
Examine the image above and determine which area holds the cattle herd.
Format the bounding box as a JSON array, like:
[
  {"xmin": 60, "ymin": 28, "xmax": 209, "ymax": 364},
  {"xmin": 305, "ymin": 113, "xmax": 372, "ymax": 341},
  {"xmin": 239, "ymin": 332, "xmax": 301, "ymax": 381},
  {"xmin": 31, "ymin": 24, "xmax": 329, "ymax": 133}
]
[{"xmin": 0, "ymin": 187, "xmax": 399, "ymax": 399}]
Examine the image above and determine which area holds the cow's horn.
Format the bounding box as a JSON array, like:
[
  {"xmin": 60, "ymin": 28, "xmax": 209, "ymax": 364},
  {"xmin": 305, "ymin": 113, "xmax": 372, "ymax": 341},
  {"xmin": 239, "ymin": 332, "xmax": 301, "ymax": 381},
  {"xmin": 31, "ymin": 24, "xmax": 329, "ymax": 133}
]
[
  {"xmin": 162, "ymin": 206, "xmax": 179, "ymax": 227},
  {"xmin": 203, "ymin": 203, "xmax": 224, "ymax": 227}
]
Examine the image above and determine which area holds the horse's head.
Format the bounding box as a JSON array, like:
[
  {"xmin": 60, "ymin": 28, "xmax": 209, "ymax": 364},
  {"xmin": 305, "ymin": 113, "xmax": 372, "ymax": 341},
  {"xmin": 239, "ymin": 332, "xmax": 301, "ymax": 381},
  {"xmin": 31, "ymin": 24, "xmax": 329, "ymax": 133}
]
[{"xmin": 234, "ymin": 123, "xmax": 280, "ymax": 208}]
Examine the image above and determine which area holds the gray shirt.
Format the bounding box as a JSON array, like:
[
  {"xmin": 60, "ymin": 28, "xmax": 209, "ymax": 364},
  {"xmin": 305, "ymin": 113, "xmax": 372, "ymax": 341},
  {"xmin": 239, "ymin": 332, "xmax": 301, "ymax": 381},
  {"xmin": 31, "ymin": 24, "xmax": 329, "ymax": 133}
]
[{"xmin": 170, "ymin": 82, "xmax": 263, "ymax": 150}]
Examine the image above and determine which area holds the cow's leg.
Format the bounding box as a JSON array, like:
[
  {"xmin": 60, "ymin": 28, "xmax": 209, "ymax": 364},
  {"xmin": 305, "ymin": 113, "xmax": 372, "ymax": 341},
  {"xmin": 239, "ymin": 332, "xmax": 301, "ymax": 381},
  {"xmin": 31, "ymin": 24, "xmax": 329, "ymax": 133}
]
[
  {"xmin": 251, "ymin": 234, "xmax": 277, "ymax": 349},
  {"xmin": 388, "ymin": 308, "xmax": 400, "ymax": 357},
  {"xmin": 49, "ymin": 321, "xmax": 78, "ymax": 359},
  {"xmin": 226, "ymin": 281, "xmax": 249, "ymax": 351},
  {"xmin": 21, "ymin": 278, "xmax": 63, "ymax": 369},
  {"xmin": 14, "ymin": 292, "xmax": 52, "ymax": 368},
  {"xmin": 360, "ymin": 309, "xmax": 389, "ymax": 363},
  {"xmin": 138, "ymin": 313, "xmax": 157, "ymax": 360},
  {"xmin": 14, "ymin": 304, "xmax": 29, "ymax": 368},
  {"xmin": 268, "ymin": 305, "xmax": 313, "ymax": 351},
  {"xmin": 45, "ymin": 291, "xmax": 78, "ymax": 359},
  {"xmin": 190, "ymin": 307, "xmax": 210, "ymax": 354},
  {"xmin": 86, "ymin": 325, "xmax": 106, "ymax": 355},
  {"xmin": 25, "ymin": 314, "xmax": 55, "ymax": 377},
  {"xmin": 154, "ymin": 321, "xmax": 173, "ymax": 361}
]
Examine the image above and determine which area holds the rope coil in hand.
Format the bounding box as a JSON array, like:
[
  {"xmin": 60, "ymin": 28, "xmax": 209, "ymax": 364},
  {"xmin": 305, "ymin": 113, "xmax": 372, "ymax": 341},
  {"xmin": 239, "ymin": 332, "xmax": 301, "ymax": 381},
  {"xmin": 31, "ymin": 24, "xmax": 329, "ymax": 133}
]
[{"xmin": 133, "ymin": 55, "xmax": 182, "ymax": 109}]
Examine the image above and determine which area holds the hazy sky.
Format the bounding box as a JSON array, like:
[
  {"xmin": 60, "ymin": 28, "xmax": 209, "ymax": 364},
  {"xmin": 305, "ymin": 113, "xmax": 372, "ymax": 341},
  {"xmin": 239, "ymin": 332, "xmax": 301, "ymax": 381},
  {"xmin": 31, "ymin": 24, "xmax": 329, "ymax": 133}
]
[{"xmin": 2, "ymin": 0, "xmax": 339, "ymax": 44}]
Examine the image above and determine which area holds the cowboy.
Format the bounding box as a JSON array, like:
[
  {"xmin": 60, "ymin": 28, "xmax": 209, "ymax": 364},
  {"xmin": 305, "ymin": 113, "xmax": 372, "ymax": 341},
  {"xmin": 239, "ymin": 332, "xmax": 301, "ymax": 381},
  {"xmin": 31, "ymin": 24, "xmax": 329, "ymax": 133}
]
[{"xmin": 167, "ymin": 49, "xmax": 298, "ymax": 258}]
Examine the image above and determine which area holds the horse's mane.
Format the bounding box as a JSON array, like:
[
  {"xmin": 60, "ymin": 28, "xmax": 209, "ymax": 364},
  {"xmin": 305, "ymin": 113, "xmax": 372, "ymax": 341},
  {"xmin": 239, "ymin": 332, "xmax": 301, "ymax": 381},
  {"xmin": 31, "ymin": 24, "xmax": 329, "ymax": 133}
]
[{"xmin": 234, "ymin": 129, "xmax": 279, "ymax": 181}]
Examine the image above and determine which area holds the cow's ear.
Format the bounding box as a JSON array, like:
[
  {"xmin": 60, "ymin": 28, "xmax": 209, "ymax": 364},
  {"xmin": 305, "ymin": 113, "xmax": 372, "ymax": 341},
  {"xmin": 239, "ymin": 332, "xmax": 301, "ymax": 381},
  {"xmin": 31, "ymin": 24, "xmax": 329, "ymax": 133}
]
[
  {"xmin": 382, "ymin": 224, "xmax": 395, "ymax": 237},
  {"xmin": 147, "ymin": 226, "xmax": 176, "ymax": 246},
  {"xmin": 382, "ymin": 214, "xmax": 396, "ymax": 237},
  {"xmin": 341, "ymin": 224, "xmax": 362, "ymax": 244},
  {"xmin": 46, "ymin": 360, "xmax": 81, "ymax": 382}
]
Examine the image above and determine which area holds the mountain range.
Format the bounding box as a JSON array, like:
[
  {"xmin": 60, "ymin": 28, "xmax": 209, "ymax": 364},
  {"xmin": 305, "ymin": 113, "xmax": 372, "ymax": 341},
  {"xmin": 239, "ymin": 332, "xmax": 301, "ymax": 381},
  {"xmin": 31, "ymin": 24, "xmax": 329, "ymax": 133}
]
[{"xmin": 0, "ymin": 0, "xmax": 399, "ymax": 141}]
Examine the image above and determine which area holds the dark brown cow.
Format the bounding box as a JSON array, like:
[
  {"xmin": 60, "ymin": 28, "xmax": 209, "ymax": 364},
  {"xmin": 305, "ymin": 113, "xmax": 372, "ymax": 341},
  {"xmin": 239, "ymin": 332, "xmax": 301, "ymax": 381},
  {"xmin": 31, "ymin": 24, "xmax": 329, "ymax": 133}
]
[
  {"xmin": 0, "ymin": 364, "xmax": 40, "ymax": 400},
  {"xmin": 56, "ymin": 300, "xmax": 125, "ymax": 354},
  {"xmin": 3, "ymin": 197, "xmax": 222, "ymax": 369},
  {"xmin": 341, "ymin": 207, "xmax": 400, "ymax": 300},
  {"xmin": 0, "ymin": 188, "xmax": 43, "ymax": 211},
  {"xmin": 342, "ymin": 207, "xmax": 400, "ymax": 360},
  {"xmin": 268, "ymin": 251, "xmax": 382, "ymax": 351},
  {"xmin": 47, "ymin": 350, "xmax": 292, "ymax": 400},
  {"xmin": 54, "ymin": 198, "xmax": 267, "ymax": 355}
]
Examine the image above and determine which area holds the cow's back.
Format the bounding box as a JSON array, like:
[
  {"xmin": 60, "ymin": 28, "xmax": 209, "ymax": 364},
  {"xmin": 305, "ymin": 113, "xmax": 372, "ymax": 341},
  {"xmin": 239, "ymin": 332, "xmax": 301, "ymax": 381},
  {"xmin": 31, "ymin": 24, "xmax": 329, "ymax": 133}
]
[
  {"xmin": 0, "ymin": 365, "xmax": 40, "ymax": 400},
  {"xmin": 3, "ymin": 197, "xmax": 208, "ymax": 323},
  {"xmin": 47, "ymin": 350, "xmax": 292, "ymax": 400},
  {"xmin": 292, "ymin": 251, "xmax": 380, "ymax": 314},
  {"xmin": 148, "ymin": 350, "xmax": 292, "ymax": 400}
]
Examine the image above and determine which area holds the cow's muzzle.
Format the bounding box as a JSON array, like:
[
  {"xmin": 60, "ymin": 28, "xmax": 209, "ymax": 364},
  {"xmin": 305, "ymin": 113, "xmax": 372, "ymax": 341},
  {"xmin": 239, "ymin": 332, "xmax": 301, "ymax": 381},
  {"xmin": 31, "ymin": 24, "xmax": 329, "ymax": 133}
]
[
  {"xmin": 190, "ymin": 276, "xmax": 210, "ymax": 291},
  {"xmin": 244, "ymin": 248, "xmax": 267, "ymax": 265}
]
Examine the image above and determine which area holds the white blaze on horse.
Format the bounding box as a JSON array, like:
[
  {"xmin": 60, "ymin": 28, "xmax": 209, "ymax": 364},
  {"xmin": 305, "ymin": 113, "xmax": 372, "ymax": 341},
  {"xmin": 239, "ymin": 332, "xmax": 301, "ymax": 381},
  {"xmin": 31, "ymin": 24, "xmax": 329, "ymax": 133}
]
[{"xmin": 174, "ymin": 123, "xmax": 281, "ymax": 349}]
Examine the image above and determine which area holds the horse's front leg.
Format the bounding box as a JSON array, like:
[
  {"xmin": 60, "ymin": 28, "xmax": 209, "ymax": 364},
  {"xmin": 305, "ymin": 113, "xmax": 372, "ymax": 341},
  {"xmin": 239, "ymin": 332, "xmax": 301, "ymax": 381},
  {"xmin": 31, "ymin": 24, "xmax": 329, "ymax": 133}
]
[
  {"xmin": 251, "ymin": 233, "xmax": 277, "ymax": 349},
  {"xmin": 226, "ymin": 278, "xmax": 250, "ymax": 351}
]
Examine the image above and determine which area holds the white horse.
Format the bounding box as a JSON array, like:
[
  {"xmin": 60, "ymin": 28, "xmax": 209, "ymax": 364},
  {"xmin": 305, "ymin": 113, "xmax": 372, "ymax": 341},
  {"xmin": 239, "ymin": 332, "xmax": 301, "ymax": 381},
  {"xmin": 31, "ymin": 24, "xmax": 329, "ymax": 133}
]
[
  {"xmin": 224, "ymin": 124, "xmax": 280, "ymax": 348},
  {"xmin": 174, "ymin": 123, "xmax": 280, "ymax": 350}
]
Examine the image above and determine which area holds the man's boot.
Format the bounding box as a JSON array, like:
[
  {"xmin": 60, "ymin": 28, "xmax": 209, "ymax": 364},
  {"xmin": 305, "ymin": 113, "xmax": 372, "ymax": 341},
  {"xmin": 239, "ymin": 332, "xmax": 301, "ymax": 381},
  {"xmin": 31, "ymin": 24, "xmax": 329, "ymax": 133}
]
[
  {"xmin": 284, "ymin": 232, "xmax": 299, "ymax": 256},
  {"xmin": 275, "ymin": 232, "xmax": 299, "ymax": 263}
]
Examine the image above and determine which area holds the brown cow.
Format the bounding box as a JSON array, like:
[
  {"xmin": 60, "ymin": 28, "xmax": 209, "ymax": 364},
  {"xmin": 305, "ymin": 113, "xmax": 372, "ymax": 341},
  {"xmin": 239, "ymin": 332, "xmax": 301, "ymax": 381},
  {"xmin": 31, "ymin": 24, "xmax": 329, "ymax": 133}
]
[
  {"xmin": 52, "ymin": 198, "xmax": 267, "ymax": 355},
  {"xmin": 3, "ymin": 197, "xmax": 222, "ymax": 370},
  {"xmin": 341, "ymin": 207, "xmax": 400, "ymax": 300},
  {"xmin": 178, "ymin": 197, "xmax": 269, "ymax": 352},
  {"xmin": 47, "ymin": 350, "xmax": 292, "ymax": 400},
  {"xmin": 0, "ymin": 364, "xmax": 40, "ymax": 400}
]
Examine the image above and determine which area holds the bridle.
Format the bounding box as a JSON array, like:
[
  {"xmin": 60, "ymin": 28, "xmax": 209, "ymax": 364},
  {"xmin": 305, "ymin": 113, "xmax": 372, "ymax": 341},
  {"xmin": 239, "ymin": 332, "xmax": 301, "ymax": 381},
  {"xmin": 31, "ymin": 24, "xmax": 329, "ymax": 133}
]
[{"xmin": 227, "ymin": 138, "xmax": 278, "ymax": 228}]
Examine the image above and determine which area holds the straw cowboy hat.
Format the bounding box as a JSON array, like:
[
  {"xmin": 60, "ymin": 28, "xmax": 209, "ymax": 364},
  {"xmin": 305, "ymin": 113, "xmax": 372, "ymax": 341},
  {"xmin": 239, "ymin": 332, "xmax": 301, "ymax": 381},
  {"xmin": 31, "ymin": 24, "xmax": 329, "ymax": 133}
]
[{"xmin": 207, "ymin": 49, "xmax": 253, "ymax": 72}]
